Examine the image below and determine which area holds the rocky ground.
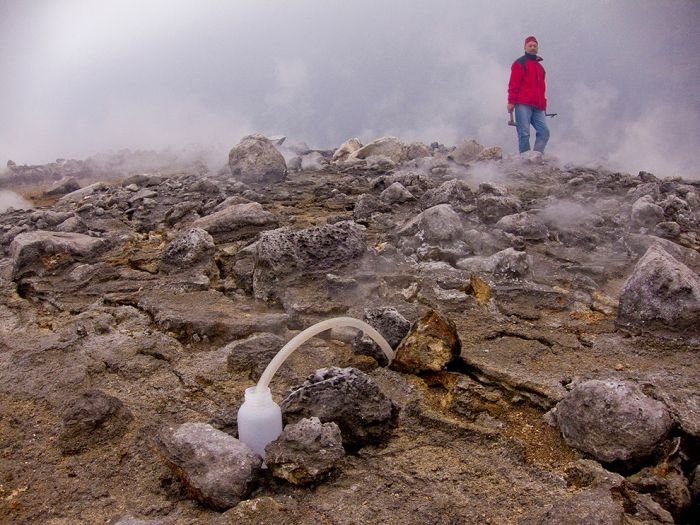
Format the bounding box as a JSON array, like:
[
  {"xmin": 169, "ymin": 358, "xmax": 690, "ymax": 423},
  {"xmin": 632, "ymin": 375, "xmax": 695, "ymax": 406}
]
[{"xmin": 0, "ymin": 136, "xmax": 698, "ymax": 524}]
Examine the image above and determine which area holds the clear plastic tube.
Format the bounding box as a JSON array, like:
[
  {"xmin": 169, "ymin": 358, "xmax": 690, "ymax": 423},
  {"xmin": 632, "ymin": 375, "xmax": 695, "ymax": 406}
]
[{"xmin": 255, "ymin": 316, "xmax": 393, "ymax": 393}]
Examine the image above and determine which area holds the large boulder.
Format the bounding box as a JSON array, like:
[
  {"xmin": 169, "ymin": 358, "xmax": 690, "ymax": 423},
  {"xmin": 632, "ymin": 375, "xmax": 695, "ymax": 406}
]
[
  {"xmin": 191, "ymin": 202, "xmax": 279, "ymax": 243},
  {"xmin": 253, "ymin": 221, "xmax": 367, "ymax": 302},
  {"xmin": 228, "ymin": 134, "xmax": 287, "ymax": 184},
  {"xmin": 332, "ymin": 138, "xmax": 363, "ymax": 163},
  {"xmin": 617, "ymin": 244, "xmax": 700, "ymax": 336},
  {"xmin": 280, "ymin": 367, "xmax": 399, "ymax": 449},
  {"xmin": 350, "ymin": 136, "xmax": 406, "ymax": 164},
  {"xmin": 631, "ymin": 195, "xmax": 665, "ymax": 228},
  {"xmin": 552, "ymin": 380, "xmax": 673, "ymax": 466},
  {"xmin": 157, "ymin": 422, "xmax": 262, "ymax": 511}
]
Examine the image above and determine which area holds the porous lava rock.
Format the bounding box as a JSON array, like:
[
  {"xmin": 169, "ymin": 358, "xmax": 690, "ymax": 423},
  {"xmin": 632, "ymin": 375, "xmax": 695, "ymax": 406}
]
[
  {"xmin": 228, "ymin": 134, "xmax": 287, "ymax": 184},
  {"xmin": 391, "ymin": 310, "xmax": 461, "ymax": 374},
  {"xmin": 280, "ymin": 367, "xmax": 399, "ymax": 449}
]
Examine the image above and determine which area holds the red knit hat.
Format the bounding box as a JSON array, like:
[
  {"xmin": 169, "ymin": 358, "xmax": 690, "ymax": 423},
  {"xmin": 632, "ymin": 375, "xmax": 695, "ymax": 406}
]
[{"xmin": 524, "ymin": 35, "xmax": 538, "ymax": 46}]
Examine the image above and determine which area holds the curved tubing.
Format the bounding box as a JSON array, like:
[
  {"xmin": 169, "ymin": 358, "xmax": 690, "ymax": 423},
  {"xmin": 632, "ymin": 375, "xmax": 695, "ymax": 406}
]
[{"xmin": 255, "ymin": 317, "xmax": 394, "ymax": 393}]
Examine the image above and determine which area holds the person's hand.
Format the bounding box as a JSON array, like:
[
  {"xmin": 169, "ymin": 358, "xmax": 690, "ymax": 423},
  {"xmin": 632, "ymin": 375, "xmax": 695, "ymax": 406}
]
[{"xmin": 507, "ymin": 104, "xmax": 514, "ymax": 113}]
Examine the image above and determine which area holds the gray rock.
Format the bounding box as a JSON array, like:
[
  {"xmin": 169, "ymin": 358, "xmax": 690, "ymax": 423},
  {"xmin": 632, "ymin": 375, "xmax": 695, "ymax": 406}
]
[
  {"xmin": 191, "ymin": 202, "xmax": 278, "ymax": 243},
  {"xmin": 352, "ymin": 306, "xmax": 411, "ymax": 366},
  {"xmin": 353, "ymin": 193, "xmax": 391, "ymax": 221},
  {"xmin": 9, "ymin": 230, "xmax": 109, "ymax": 280},
  {"xmin": 617, "ymin": 244, "xmax": 700, "ymax": 336},
  {"xmin": 332, "ymin": 138, "xmax": 362, "ymax": 163},
  {"xmin": 350, "ymin": 136, "xmax": 406, "ymax": 164},
  {"xmin": 496, "ymin": 212, "xmax": 549, "ymax": 241},
  {"xmin": 280, "ymin": 367, "xmax": 399, "ymax": 449},
  {"xmin": 450, "ymin": 139, "xmax": 484, "ymax": 165},
  {"xmin": 420, "ymin": 179, "xmax": 475, "ymax": 210},
  {"xmin": 654, "ymin": 221, "xmax": 681, "ymax": 239},
  {"xmin": 229, "ymin": 134, "xmax": 287, "ymax": 184},
  {"xmin": 396, "ymin": 204, "xmax": 464, "ymax": 243},
  {"xmin": 553, "ymin": 380, "xmax": 673, "ymax": 466},
  {"xmin": 157, "ymin": 422, "xmax": 262, "ymax": 511},
  {"xmin": 112, "ymin": 516, "xmax": 164, "ymax": 525},
  {"xmin": 44, "ymin": 178, "xmax": 81, "ymax": 196},
  {"xmin": 631, "ymin": 195, "xmax": 665, "ymax": 227},
  {"xmin": 159, "ymin": 228, "xmax": 215, "ymax": 274},
  {"xmin": 225, "ymin": 332, "xmax": 286, "ymax": 381},
  {"xmin": 404, "ymin": 142, "xmax": 431, "ymax": 160},
  {"xmin": 477, "ymin": 191, "xmax": 522, "ymax": 224},
  {"xmin": 300, "ymin": 152, "xmax": 328, "ymax": 171},
  {"xmin": 58, "ymin": 390, "xmax": 133, "ymax": 455},
  {"xmin": 380, "ymin": 182, "xmax": 415, "ymax": 204},
  {"xmin": 391, "ymin": 310, "xmax": 461, "ymax": 374},
  {"xmin": 627, "ymin": 465, "xmax": 692, "ymax": 521},
  {"xmin": 253, "ymin": 221, "xmax": 367, "ymax": 302},
  {"xmin": 265, "ymin": 417, "xmax": 345, "ymax": 485},
  {"xmin": 456, "ymin": 247, "xmax": 530, "ymax": 280}
]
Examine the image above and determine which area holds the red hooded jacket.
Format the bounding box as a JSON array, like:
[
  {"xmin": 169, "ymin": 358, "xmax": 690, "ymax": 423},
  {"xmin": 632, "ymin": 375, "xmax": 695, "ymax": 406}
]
[{"xmin": 508, "ymin": 54, "xmax": 547, "ymax": 111}]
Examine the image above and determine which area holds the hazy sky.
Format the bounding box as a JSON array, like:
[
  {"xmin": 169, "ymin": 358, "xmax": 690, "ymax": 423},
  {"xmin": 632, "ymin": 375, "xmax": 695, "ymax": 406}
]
[{"xmin": 1, "ymin": 0, "xmax": 699, "ymax": 178}]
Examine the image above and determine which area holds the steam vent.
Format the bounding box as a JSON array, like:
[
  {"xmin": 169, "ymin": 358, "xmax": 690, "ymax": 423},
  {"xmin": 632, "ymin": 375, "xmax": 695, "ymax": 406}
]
[{"xmin": 1, "ymin": 135, "xmax": 699, "ymax": 524}]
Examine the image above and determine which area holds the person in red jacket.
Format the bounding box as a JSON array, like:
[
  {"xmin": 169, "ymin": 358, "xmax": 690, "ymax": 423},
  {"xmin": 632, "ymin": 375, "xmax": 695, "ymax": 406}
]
[{"xmin": 507, "ymin": 35, "xmax": 550, "ymax": 154}]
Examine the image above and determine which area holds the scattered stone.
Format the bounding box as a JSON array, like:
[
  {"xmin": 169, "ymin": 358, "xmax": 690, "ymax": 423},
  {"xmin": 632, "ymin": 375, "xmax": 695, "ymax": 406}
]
[
  {"xmin": 332, "ymin": 138, "xmax": 363, "ymax": 163},
  {"xmin": 495, "ymin": 212, "xmax": 548, "ymax": 241},
  {"xmin": 253, "ymin": 221, "xmax": 367, "ymax": 302},
  {"xmin": 476, "ymin": 187, "xmax": 522, "ymax": 224},
  {"xmin": 280, "ymin": 367, "xmax": 399, "ymax": 449},
  {"xmin": 58, "ymin": 390, "xmax": 133, "ymax": 455},
  {"xmin": 159, "ymin": 228, "xmax": 215, "ymax": 274},
  {"xmin": 380, "ymin": 182, "xmax": 415, "ymax": 204},
  {"xmin": 350, "ymin": 136, "xmax": 406, "ymax": 164},
  {"xmin": 456, "ymin": 247, "xmax": 530, "ymax": 280},
  {"xmin": 419, "ymin": 179, "xmax": 475, "ymax": 210},
  {"xmin": 352, "ymin": 306, "xmax": 411, "ymax": 366},
  {"xmin": 396, "ymin": 204, "xmax": 464, "ymax": 243},
  {"xmin": 552, "ymin": 380, "xmax": 673, "ymax": 466},
  {"xmin": 9, "ymin": 230, "xmax": 109, "ymax": 280},
  {"xmin": 449, "ymin": 139, "xmax": 484, "ymax": 165},
  {"xmin": 617, "ymin": 244, "xmax": 700, "ymax": 336},
  {"xmin": 391, "ymin": 310, "xmax": 460, "ymax": 374},
  {"xmin": 627, "ymin": 465, "xmax": 692, "ymax": 521},
  {"xmin": 631, "ymin": 195, "xmax": 665, "ymax": 227},
  {"xmin": 191, "ymin": 202, "xmax": 279, "ymax": 243},
  {"xmin": 44, "ymin": 178, "xmax": 81, "ymax": 196},
  {"xmin": 265, "ymin": 417, "xmax": 345, "ymax": 485},
  {"xmin": 157, "ymin": 422, "xmax": 262, "ymax": 511},
  {"xmin": 228, "ymin": 134, "xmax": 287, "ymax": 184}
]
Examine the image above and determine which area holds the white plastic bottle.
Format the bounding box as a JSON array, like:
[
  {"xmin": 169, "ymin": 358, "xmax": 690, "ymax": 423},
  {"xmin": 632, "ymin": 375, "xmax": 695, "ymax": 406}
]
[{"xmin": 236, "ymin": 385, "xmax": 283, "ymax": 458}]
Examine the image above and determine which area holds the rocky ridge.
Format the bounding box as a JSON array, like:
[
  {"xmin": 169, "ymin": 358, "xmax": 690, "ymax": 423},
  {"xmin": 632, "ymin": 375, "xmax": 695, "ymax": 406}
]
[{"xmin": 0, "ymin": 135, "xmax": 699, "ymax": 524}]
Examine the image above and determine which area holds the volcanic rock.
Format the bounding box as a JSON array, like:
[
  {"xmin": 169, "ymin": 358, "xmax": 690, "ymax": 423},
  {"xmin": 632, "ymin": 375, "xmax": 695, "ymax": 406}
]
[
  {"xmin": 352, "ymin": 306, "xmax": 411, "ymax": 366},
  {"xmin": 617, "ymin": 244, "xmax": 700, "ymax": 336},
  {"xmin": 552, "ymin": 380, "xmax": 673, "ymax": 466},
  {"xmin": 631, "ymin": 195, "xmax": 665, "ymax": 228},
  {"xmin": 495, "ymin": 211, "xmax": 549, "ymax": 241},
  {"xmin": 450, "ymin": 139, "xmax": 484, "ymax": 165},
  {"xmin": 476, "ymin": 185, "xmax": 522, "ymax": 224},
  {"xmin": 157, "ymin": 422, "xmax": 262, "ymax": 511},
  {"xmin": 228, "ymin": 134, "xmax": 287, "ymax": 184},
  {"xmin": 265, "ymin": 417, "xmax": 345, "ymax": 485},
  {"xmin": 191, "ymin": 202, "xmax": 278, "ymax": 243},
  {"xmin": 280, "ymin": 367, "xmax": 399, "ymax": 449},
  {"xmin": 159, "ymin": 228, "xmax": 215, "ymax": 274},
  {"xmin": 391, "ymin": 310, "xmax": 461, "ymax": 374},
  {"xmin": 253, "ymin": 221, "xmax": 367, "ymax": 302},
  {"xmin": 332, "ymin": 137, "xmax": 362, "ymax": 163},
  {"xmin": 350, "ymin": 136, "xmax": 406, "ymax": 164},
  {"xmin": 396, "ymin": 204, "xmax": 464, "ymax": 243},
  {"xmin": 10, "ymin": 230, "xmax": 109, "ymax": 280},
  {"xmin": 58, "ymin": 389, "xmax": 133, "ymax": 455}
]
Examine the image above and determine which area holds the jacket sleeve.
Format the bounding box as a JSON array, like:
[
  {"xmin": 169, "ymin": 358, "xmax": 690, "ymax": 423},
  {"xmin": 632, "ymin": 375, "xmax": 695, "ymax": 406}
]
[{"xmin": 507, "ymin": 62, "xmax": 522, "ymax": 105}]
